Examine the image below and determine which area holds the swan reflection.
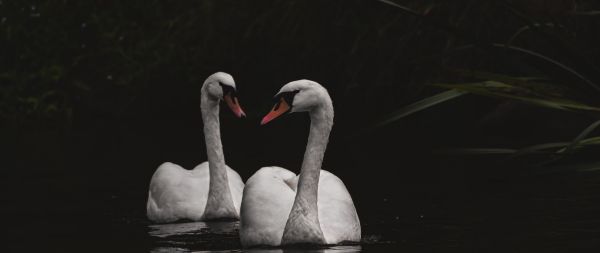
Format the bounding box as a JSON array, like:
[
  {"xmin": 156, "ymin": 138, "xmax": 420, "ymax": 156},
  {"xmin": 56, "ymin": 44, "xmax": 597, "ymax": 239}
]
[
  {"xmin": 149, "ymin": 221, "xmax": 239, "ymax": 238},
  {"xmin": 148, "ymin": 221, "xmax": 362, "ymax": 252}
]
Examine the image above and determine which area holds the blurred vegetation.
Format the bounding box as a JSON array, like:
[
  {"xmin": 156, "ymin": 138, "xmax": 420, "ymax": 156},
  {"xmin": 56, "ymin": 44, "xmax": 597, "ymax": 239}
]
[
  {"xmin": 2, "ymin": 0, "xmax": 600, "ymax": 168},
  {"xmin": 376, "ymin": 0, "xmax": 600, "ymax": 167},
  {"xmin": 1, "ymin": 0, "xmax": 425, "ymax": 169},
  {"xmin": 0, "ymin": 0, "xmax": 419, "ymax": 128},
  {"xmin": 1, "ymin": 0, "xmax": 226, "ymax": 128}
]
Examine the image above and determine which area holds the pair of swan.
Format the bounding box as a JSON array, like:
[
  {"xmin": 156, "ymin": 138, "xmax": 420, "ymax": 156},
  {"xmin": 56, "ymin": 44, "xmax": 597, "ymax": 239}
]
[{"xmin": 146, "ymin": 72, "xmax": 361, "ymax": 247}]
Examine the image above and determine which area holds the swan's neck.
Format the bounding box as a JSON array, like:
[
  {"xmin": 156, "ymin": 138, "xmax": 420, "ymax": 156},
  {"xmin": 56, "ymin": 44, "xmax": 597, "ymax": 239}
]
[
  {"xmin": 282, "ymin": 104, "xmax": 333, "ymax": 245},
  {"xmin": 200, "ymin": 90, "xmax": 238, "ymax": 219}
]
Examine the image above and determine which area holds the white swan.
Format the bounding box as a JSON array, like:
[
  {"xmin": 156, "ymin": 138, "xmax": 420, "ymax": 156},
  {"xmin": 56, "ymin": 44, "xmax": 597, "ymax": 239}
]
[
  {"xmin": 240, "ymin": 80, "xmax": 361, "ymax": 247},
  {"xmin": 146, "ymin": 72, "xmax": 246, "ymax": 223}
]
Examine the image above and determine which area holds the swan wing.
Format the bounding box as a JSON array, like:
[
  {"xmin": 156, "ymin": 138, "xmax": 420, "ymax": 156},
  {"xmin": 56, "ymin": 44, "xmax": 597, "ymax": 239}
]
[
  {"xmin": 147, "ymin": 162, "xmax": 210, "ymax": 222},
  {"xmin": 317, "ymin": 170, "xmax": 361, "ymax": 244},
  {"xmin": 240, "ymin": 166, "xmax": 297, "ymax": 247}
]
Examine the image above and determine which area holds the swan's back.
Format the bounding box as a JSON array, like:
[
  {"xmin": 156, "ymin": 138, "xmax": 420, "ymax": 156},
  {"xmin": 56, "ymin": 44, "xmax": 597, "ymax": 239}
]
[
  {"xmin": 147, "ymin": 162, "xmax": 210, "ymax": 222},
  {"xmin": 317, "ymin": 170, "xmax": 361, "ymax": 244},
  {"xmin": 240, "ymin": 167, "xmax": 297, "ymax": 246}
]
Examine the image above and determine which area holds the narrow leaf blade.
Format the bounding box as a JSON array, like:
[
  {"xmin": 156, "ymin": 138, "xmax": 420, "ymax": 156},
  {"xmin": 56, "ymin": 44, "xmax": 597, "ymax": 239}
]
[{"xmin": 376, "ymin": 89, "xmax": 467, "ymax": 127}]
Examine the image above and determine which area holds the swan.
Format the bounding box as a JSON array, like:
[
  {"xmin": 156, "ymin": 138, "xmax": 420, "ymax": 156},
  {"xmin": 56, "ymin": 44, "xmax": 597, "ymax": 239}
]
[
  {"xmin": 146, "ymin": 72, "xmax": 246, "ymax": 223},
  {"xmin": 239, "ymin": 80, "xmax": 361, "ymax": 247}
]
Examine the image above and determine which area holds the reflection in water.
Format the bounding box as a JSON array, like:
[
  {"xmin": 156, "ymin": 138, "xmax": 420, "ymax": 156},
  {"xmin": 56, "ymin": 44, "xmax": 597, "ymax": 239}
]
[
  {"xmin": 149, "ymin": 221, "xmax": 239, "ymax": 238},
  {"xmin": 243, "ymin": 245, "xmax": 362, "ymax": 253},
  {"xmin": 151, "ymin": 246, "xmax": 362, "ymax": 253},
  {"xmin": 148, "ymin": 221, "xmax": 363, "ymax": 252},
  {"xmin": 149, "ymin": 221, "xmax": 241, "ymax": 252}
]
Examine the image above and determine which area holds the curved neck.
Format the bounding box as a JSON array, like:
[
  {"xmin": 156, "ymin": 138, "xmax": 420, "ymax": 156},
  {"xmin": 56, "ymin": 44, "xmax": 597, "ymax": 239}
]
[
  {"xmin": 200, "ymin": 89, "xmax": 237, "ymax": 219},
  {"xmin": 282, "ymin": 103, "xmax": 333, "ymax": 244}
]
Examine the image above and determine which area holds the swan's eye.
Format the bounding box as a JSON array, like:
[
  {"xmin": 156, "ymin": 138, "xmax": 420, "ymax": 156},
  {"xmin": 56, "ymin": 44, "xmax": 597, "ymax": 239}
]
[
  {"xmin": 273, "ymin": 100, "xmax": 282, "ymax": 111},
  {"xmin": 220, "ymin": 83, "xmax": 245, "ymax": 118},
  {"xmin": 219, "ymin": 83, "xmax": 236, "ymax": 98},
  {"xmin": 274, "ymin": 90, "xmax": 300, "ymax": 108}
]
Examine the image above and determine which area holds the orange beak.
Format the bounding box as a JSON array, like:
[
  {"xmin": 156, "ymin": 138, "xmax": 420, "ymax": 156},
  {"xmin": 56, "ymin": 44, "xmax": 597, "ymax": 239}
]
[
  {"xmin": 224, "ymin": 94, "xmax": 246, "ymax": 118},
  {"xmin": 261, "ymin": 98, "xmax": 290, "ymax": 125}
]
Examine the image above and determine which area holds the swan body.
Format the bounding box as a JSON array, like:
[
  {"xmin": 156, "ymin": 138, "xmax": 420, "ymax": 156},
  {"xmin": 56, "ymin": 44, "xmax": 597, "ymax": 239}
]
[
  {"xmin": 240, "ymin": 80, "xmax": 361, "ymax": 247},
  {"xmin": 240, "ymin": 167, "xmax": 360, "ymax": 246},
  {"xmin": 147, "ymin": 162, "xmax": 244, "ymax": 222},
  {"xmin": 146, "ymin": 72, "xmax": 246, "ymax": 223}
]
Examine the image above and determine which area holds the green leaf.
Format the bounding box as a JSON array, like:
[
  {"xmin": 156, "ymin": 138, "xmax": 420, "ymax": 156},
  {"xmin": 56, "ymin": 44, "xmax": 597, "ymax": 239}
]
[
  {"xmin": 376, "ymin": 89, "xmax": 467, "ymax": 127},
  {"xmin": 378, "ymin": 0, "xmax": 423, "ymax": 17},
  {"xmin": 448, "ymin": 68, "xmax": 569, "ymax": 98},
  {"xmin": 557, "ymin": 136, "xmax": 600, "ymax": 153},
  {"xmin": 437, "ymin": 142, "xmax": 568, "ymax": 157},
  {"xmin": 560, "ymin": 120, "xmax": 600, "ymax": 154},
  {"xmin": 436, "ymin": 136, "xmax": 600, "ymax": 158},
  {"xmin": 433, "ymin": 81, "xmax": 600, "ymax": 112},
  {"xmin": 579, "ymin": 136, "xmax": 600, "ymax": 146},
  {"xmin": 491, "ymin": 44, "xmax": 600, "ymax": 94},
  {"xmin": 435, "ymin": 148, "xmax": 517, "ymax": 155},
  {"xmin": 510, "ymin": 142, "xmax": 570, "ymax": 158}
]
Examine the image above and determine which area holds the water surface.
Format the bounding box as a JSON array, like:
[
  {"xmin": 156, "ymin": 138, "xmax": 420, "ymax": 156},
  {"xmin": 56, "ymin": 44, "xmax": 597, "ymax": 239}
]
[{"xmin": 147, "ymin": 221, "xmax": 394, "ymax": 252}]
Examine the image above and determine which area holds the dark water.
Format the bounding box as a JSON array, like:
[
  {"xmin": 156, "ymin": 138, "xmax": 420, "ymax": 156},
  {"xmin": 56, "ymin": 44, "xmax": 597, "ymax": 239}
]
[
  {"xmin": 5, "ymin": 121, "xmax": 600, "ymax": 252},
  {"xmin": 146, "ymin": 219, "xmax": 402, "ymax": 252},
  {"xmin": 4, "ymin": 159, "xmax": 600, "ymax": 252},
  {"xmin": 142, "ymin": 172, "xmax": 600, "ymax": 253},
  {"xmin": 5, "ymin": 94, "xmax": 600, "ymax": 252},
  {"xmin": 148, "ymin": 221, "xmax": 364, "ymax": 252}
]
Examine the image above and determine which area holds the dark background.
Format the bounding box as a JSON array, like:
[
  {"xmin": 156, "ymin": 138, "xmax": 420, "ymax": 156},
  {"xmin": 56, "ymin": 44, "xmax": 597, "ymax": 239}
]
[{"xmin": 2, "ymin": 0, "xmax": 600, "ymax": 252}]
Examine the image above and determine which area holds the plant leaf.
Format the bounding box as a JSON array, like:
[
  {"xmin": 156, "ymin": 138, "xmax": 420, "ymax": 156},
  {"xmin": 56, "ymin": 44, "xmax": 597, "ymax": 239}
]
[
  {"xmin": 376, "ymin": 89, "xmax": 467, "ymax": 127},
  {"xmin": 433, "ymin": 81, "xmax": 600, "ymax": 112},
  {"xmin": 435, "ymin": 148, "xmax": 517, "ymax": 155},
  {"xmin": 579, "ymin": 136, "xmax": 600, "ymax": 146},
  {"xmin": 378, "ymin": 0, "xmax": 423, "ymax": 17},
  {"xmin": 491, "ymin": 43, "xmax": 600, "ymax": 94},
  {"xmin": 510, "ymin": 142, "xmax": 570, "ymax": 158},
  {"xmin": 561, "ymin": 120, "xmax": 600, "ymax": 154},
  {"xmin": 434, "ymin": 136, "xmax": 600, "ymax": 157}
]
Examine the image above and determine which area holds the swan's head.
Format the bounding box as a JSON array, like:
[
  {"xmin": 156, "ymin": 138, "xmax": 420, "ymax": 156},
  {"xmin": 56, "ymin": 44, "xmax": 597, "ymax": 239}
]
[
  {"xmin": 261, "ymin": 79, "xmax": 331, "ymax": 125},
  {"xmin": 203, "ymin": 72, "xmax": 246, "ymax": 118}
]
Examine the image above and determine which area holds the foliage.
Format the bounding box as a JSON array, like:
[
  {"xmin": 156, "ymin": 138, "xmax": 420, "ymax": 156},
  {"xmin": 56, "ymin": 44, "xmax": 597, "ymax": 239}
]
[{"xmin": 376, "ymin": 0, "xmax": 600, "ymax": 165}]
